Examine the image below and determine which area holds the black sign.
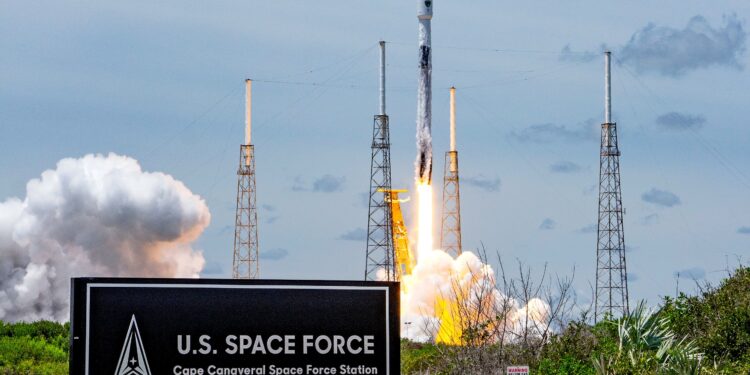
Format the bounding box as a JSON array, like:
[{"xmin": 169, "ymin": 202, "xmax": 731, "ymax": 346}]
[{"xmin": 70, "ymin": 278, "xmax": 399, "ymax": 375}]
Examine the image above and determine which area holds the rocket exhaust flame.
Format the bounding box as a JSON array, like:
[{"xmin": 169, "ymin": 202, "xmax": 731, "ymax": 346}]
[{"xmin": 416, "ymin": 181, "xmax": 433, "ymax": 260}]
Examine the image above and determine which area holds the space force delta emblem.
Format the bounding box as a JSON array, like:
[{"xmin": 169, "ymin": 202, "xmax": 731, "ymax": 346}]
[{"xmin": 115, "ymin": 315, "xmax": 152, "ymax": 375}]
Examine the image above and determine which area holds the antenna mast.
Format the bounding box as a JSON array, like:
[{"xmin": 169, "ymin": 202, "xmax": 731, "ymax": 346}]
[
  {"xmin": 595, "ymin": 52, "xmax": 629, "ymax": 320},
  {"xmin": 365, "ymin": 41, "xmax": 396, "ymax": 280},
  {"xmin": 440, "ymin": 87, "xmax": 462, "ymax": 257},
  {"xmin": 233, "ymin": 79, "xmax": 260, "ymax": 279}
]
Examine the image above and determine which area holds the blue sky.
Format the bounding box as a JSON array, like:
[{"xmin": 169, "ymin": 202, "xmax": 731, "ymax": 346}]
[{"xmin": 2, "ymin": 1, "xmax": 749, "ymax": 307}]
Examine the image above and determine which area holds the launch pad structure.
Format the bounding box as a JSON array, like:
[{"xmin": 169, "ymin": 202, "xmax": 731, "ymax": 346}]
[
  {"xmin": 233, "ymin": 79, "xmax": 260, "ymax": 279},
  {"xmin": 380, "ymin": 189, "xmax": 416, "ymax": 280}
]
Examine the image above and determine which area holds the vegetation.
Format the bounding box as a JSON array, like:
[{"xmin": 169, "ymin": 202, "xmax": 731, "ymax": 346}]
[
  {"xmin": 661, "ymin": 266, "xmax": 750, "ymax": 374},
  {"xmin": 0, "ymin": 320, "xmax": 69, "ymax": 374}
]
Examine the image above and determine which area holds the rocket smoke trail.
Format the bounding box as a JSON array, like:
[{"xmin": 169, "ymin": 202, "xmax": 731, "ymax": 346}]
[{"xmin": 415, "ymin": 0, "xmax": 433, "ymax": 183}]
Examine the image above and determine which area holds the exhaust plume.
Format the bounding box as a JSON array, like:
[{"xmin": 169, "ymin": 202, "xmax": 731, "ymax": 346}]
[
  {"xmin": 0, "ymin": 153, "xmax": 210, "ymax": 322},
  {"xmin": 400, "ymin": 249, "xmax": 552, "ymax": 343}
]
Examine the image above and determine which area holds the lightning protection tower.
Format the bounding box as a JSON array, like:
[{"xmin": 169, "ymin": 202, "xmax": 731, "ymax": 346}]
[
  {"xmin": 233, "ymin": 79, "xmax": 260, "ymax": 279},
  {"xmin": 440, "ymin": 87, "xmax": 462, "ymax": 257},
  {"xmin": 595, "ymin": 52, "xmax": 629, "ymax": 321},
  {"xmin": 365, "ymin": 41, "xmax": 396, "ymax": 281}
]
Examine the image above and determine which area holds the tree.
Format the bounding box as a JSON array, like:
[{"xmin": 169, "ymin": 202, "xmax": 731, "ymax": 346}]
[{"xmin": 661, "ymin": 266, "xmax": 750, "ymax": 371}]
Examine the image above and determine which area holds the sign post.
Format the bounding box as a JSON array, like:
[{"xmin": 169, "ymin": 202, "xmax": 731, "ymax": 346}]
[{"xmin": 70, "ymin": 278, "xmax": 399, "ymax": 375}]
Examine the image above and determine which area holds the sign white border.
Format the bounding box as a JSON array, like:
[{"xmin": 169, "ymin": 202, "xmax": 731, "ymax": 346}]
[{"xmin": 85, "ymin": 283, "xmax": 391, "ymax": 375}]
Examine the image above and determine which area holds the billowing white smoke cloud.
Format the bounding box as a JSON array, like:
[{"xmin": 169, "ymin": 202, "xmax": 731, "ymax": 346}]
[
  {"xmin": 400, "ymin": 249, "xmax": 551, "ymax": 343},
  {"xmin": 0, "ymin": 153, "xmax": 210, "ymax": 322}
]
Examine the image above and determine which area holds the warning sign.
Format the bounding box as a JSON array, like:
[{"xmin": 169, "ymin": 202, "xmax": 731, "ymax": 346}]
[{"xmin": 507, "ymin": 365, "xmax": 530, "ymax": 374}]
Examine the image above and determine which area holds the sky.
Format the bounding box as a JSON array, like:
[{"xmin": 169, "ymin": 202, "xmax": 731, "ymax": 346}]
[{"xmin": 2, "ymin": 1, "xmax": 749, "ymax": 309}]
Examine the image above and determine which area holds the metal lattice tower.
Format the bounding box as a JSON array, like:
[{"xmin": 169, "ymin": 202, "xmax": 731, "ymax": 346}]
[
  {"xmin": 365, "ymin": 41, "xmax": 396, "ymax": 281},
  {"xmin": 440, "ymin": 87, "xmax": 462, "ymax": 257},
  {"xmin": 233, "ymin": 79, "xmax": 260, "ymax": 279},
  {"xmin": 595, "ymin": 52, "xmax": 629, "ymax": 321}
]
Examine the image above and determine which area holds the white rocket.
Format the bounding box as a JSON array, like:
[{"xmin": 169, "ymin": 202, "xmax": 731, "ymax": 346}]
[{"xmin": 415, "ymin": 0, "xmax": 433, "ymax": 184}]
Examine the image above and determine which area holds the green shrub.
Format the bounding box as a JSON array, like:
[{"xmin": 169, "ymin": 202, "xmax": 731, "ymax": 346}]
[
  {"xmin": 0, "ymin": 336, "xmax": 68, "ymax": 373},
  {"xmin": 0, "ymin": 320, "xmax": 69, "ymax": 374},
  {"xmin": 0, "ymin": 320, "xmax": 69, "ymax": 340},
  {"xmin": 590, "ymin": 301, "xmax": 704, "ymax": 374},
  {"xmin": 538, "ymin": 355, "xmax": 596, "ymax": 375},
  {"xmin": 401, "ymin": 340, "xmax": 449, "ymax": 374},
  {"xmin": 538, "ymin": 320, "xmax": 599, "ymax": 374},
  {"xmin": 661, "ymin": 266, "xmax": 750, "ymax": 369}
]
